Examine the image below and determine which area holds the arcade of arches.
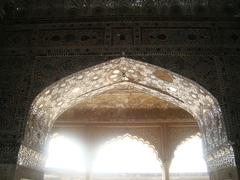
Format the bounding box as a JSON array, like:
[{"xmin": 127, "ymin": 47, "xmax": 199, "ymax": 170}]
[
  {"xmin": 46, "ymin": 88, "xmax": 200, "ymax": 180},
  {"xmin": 13, "ymin": 59, "xmax": 238, "ymax": 180},
  {"xmin": 44, "ymin": 133, "xmax": 207, "ymax": 179}
]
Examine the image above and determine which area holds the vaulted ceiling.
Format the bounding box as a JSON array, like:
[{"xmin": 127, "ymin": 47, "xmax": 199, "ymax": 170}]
[{"xmin": 56, "ymin": 87, "xmax": 194, "ymax": 126}]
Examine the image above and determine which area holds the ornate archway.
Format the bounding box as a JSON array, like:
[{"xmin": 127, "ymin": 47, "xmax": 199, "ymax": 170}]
[{"xmin": 18, "ymin": 57, "xmax": 237, "ymax": 179}]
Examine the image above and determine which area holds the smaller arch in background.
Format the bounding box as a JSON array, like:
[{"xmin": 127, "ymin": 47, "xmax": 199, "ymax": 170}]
[
  {"xmin": 92, "ymin": 133, "xmax": 162, "ymax": 174},
  {"xmin": 170, "ymin": 134, "xmax": 209, "ymax": 175}
]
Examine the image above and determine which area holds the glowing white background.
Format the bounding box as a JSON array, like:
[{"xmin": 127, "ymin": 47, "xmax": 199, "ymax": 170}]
[
  {"xmin": 45, "ymin": 135, "xmax": 208, "ymax": 174},
  {"xmin": 93, "ymin": 136, "xmax": 161, "ymax": 173},
  {"xmin": 45, "ymin": 135, "xmax": 86, "ymax": 173},
  {"xmin": 170, "ymin": 135, "xmax": 208, "ymax": 173}
]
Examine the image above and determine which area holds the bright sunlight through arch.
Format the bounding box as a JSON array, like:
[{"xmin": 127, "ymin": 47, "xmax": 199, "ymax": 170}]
[
  {"xmin": 92, "ymin": 134, "xmax": 162, "ymax": 174},
  {"xmin": 45, "ymin": 133, "xmax": 209, "ymax": 179},
  {"xmin": 45, "ymin": 134, "xmax": 86, "ymax": 173},
  {"xmin": 170, "ymin": 135, "xmax": 209, "ymax": 173},
  {"xmin": 45, "ymin": 134, "xmax": 162, "ymax": 175}
]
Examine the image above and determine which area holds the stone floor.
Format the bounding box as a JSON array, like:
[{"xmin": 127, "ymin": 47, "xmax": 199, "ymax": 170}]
[{"xmin": 44, "ymin": 173, "xmax": 209, "ymax": 180}]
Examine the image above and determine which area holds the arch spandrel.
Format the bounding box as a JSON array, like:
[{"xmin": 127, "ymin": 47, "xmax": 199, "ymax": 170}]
[{"xmin": 18, "ymin": 57, "xmax": 236, "ymax": 175}]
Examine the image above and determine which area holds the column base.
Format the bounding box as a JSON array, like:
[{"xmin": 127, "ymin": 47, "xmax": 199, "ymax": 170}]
[
  {"xmin": 209, "ymin": 167, "xmax": 239, "ymax": 180},
  {"xmin": 0, "ymin": 164, "xmax": 44, "ymax": 180},
  {"xmin": 0, "ymin": 164, "xmax": 17, "ymax": 180},
  {"xmin": 15, "ymin": 165, "xmax": 44, "ymax": 180}
]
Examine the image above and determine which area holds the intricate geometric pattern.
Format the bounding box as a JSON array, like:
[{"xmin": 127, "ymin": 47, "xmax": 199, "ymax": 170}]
[
  {"xmin": 18, "ymin": 57, "xmax": 235, "ymax": 173},
  {"xmin": 17, "ymin": 145, "xmax": 45, "ymax": 170}
]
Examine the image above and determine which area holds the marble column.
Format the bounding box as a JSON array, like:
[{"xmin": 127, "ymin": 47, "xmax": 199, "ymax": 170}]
[
  {"xmin": 85, "ymin": 141, "xmax": 97, "ymax": 180},
  {"xmin": 161, "ymin": 161, "xmax": 170, "ymax": 180},
  {"xmin": 85, "ymin": 154, "xmax": 94, "ymax": 180}
]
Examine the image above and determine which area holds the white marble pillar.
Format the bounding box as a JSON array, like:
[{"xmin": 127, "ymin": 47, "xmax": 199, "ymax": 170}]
[{"xmin": 161, "ymin": 161, "xmax": 170, "ymax": 180}]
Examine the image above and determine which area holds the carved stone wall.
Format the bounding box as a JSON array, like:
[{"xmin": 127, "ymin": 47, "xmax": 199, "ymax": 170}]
[
  {"xmin": 1, "ymin": 0, "xmax": 240, "ymax": 19},
  {"xmin": 0, "ymin": 18, "xmax": 240, "ymax": 179}
]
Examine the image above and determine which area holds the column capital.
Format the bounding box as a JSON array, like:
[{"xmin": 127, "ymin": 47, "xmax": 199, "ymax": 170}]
[{"xmin": 161, "ymin": 160, "xmax": 171, "ymax": 168}]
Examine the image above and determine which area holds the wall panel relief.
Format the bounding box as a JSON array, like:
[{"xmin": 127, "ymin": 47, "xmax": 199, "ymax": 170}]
[
  {"xmin": 1, "ymin": 21, "xmax": 240, "ymax": 57},
  {"xmin": 34, "ymin": 29, "xmax": 105, "ymax": 47},
  {"xmin": 141, "ymin": 27, "xmax": 212, "ymax": 45}
]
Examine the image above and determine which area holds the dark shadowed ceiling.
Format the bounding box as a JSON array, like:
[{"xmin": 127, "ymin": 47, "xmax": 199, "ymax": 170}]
[{"xmin": 0, "ymin": 0, "xmax": 240, "ymax": 19}]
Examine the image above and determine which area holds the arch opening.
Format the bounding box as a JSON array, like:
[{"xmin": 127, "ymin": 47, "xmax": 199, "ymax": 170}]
[
  {"xmin": 44, "ymin": 133, "xmax": 162, "ymax": 179},
  {"xmin": 92, "ymin": 134, "xmax": 162, "ymax": 174},
  {"xmin": 170, "ymin": 134, "xmax": 209, "ymax": 179},
  {"xmin": 17, "ymin": 57, "xmax": 237, "ymax": 180}
]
